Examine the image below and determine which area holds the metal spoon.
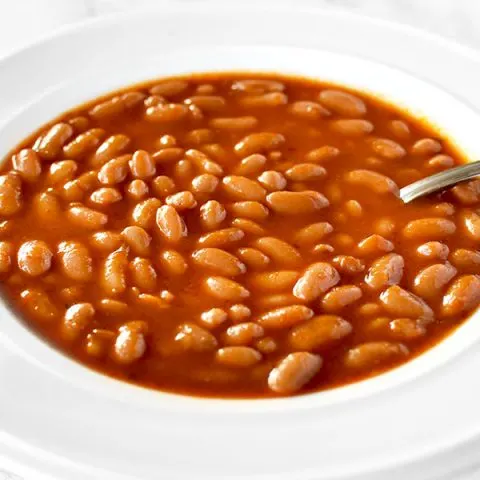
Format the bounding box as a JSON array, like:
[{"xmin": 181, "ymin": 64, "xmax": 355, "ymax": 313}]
[{"xmin": 399, "ymin": 160, "xmax": 480, "ymax": 203}]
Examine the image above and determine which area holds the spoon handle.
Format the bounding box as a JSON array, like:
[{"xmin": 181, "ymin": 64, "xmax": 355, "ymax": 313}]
[{"xmin": 399, "ymin": 160, "xmax": 480, "ymax": 204}]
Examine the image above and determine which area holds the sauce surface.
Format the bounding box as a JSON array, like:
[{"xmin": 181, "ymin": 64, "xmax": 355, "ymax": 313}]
[{"xmin": 1, "ymin": 73, "xmax": 479, "ymax": 397}]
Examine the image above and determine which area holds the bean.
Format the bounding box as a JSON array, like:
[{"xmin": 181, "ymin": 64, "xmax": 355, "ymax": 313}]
[
  {"xmin": 318, "ymin": 89, "xmax": 366, "ymax": 117},
  {"xmin": 228, "ymin": 304, "xmax": 252, "ymax": 323},
  {"xmin": 331, "ymin": 119, "xmax": 373, "ymax": 136},
  {"xmin": 257, "ymin": 170, "xmax": 287, "ymax": 191},
  {"xmin": 357, "ymin": 234, "xmax": 394, "ymax": 256},
  {"xmin": 62, "ymin": 303, "xmax": 94, "ymax": 341},
  {"xmin": 344, "ymin": 342, "xmax": 408, "ymax": 369},
  {"xmin": 185, "ymin": 149, "xmax": 224, "ymax": 175},
  {"xmin": 223, "ymin": 175, "xmax": 266, "ymax": 201},
  {"xmin": 160, "ymin": 249, "xmax": 188, "ymax": 276},
  {"xmin": 89, "ymin": 231, "xmax": 122, "ymax": 252},
  {"xmin": 0, "ymin": 241, "xmax": 13, "ymax": 273},
  {"xmin": 33, "ymin": 191, "xmax": 61, "ymax": 220},
  {"xmin": 461, "ymin": 210, "xmax": 480, "ymax": 241},
  {"xmin": 37, "ymin": 123, "xmax": 73, "ymax": 159},
  {"xmin": 255, "ymin": 337, "xmax": 277, "ymax": 354},
  {"xmin": 294, "ymin": 222, "xmax": 333, "ymax": 246},
  {"xmin": 57, "ymin": 241, "xmax": 93, "ymax": 282},
  {"xmin": 48, "ymin": 160, "xmax": 78, "ymax": 185},
  {"xmin": 389, "ymin": 318, "xmax": 426, "ymax": 340},
  {"xmin": 231, "ymin": 218, "xmax": 266, "ymax": 236},
  {"xmin": 98, "ymin": 155, "xmax": 130, "ymax": 185},
  {"xmin": 152, "ymin": 147, "xmax": 184, "ymax": 164},
  {"xmin": 126, "ymin": 179, "xmax": 149, "ymax": 200},
  {"xmin": 258, "ymin": 305, "xmax": 314, "ymax": 329},
  {"xmin": 90, "ymin": 187, "xmax": 122, "ymax": 206},
  {"xmin": 285, "ymin": 163, "xmax": 327, "ymax": 182},
  {"xmin": 380, "ymin": 285, "xmax": 433, "ymax": 322},
  {"xmin": 209, "ymin": 116, "xmax": 259, "ymax": 130},
  {"xmin": 450, "ymin": 248, "xmax": 480, "ymax": 272},
  {"xmin": 403, "ymin": 218, "xmax": 456, "ymax": 240},
  {"xmin": 192, "ymin": 248, "xmax": 246, "ymax": 276},
  {"xmin": 199, "ymin": 200, "xmax": 227, "ymax": 230},
  {"xmin": 289, "ymin": 315, "xmax": 352, "ymax": 350},
  {"xmin": 129, "ymin": 150, "xmax": 155, "ymax": 179},
  {"xmin": 321, "ymin": 285, "xmax": 363, "ymax": 312},
  {"xmin": 238, "ymin": 92, "xmax": 288, "ymax": 108},
  {"xmin": 132, "ymin": 198, "xmax": 162, "ymax": 229},
  {"xmin": 191, "ymin": 174, "xmax": 219, "ymax": 194},
  {"xmin": 152, "ymin": 176, "xmax": 176, "ymax": 197},
  {"xmin": 289, "ymin": 100, "xmax": 330, "ymax": 119},
  {"xmin": 98, "ymin": 299, "xmax": 129, "ymax": 316},
  {"xmin": 112, "ymin": 324, "xmax": 147, "ymax": 364},
  {"xmin": 411, "ymin": 138, "xmax": 442, "ymax": 156},
  {"xmin": 67, "ymin": 205, "xmax": 107, "ymax": 230},
  {"xmin": 20, "ymin": 288, "xmax": 57, "ymax": 321},
  {"xmin": 0, "ymin": 174, "xmax": 22, "ymax": 215},
  {"xmin": 12, "ymin": 149, "xmax": 41, "ymax": 182},
  {"xmin": 198, "ymin": 228, "xmax": 244, "ymax": 248},
  {"xmin": 216, "ymin": 347, "xmax": 261, "ymax": 367},
  {"xmin": 250, "ymin": 270, "xmax": 299, "ymax": 291},
  {"xmin": 293, "ymin": 262, "xmax": 340, "ymax": 301},
  {"xmin": 371, "ymin": 138, "xmax": 406, "ymax": 160},
  {"xmin": 200, "ymin": 308, "xmax": 228, "ymax": 328},
  {"xmin": 268, "ymin": 352, "xmax": 322, "ymax": 394},
  {"xmin": 253, "ymin": 237, "xmax": 301, "ymax": 267},
  {"xmin": 204, "ymin": 276, "xmax": 250, "ymax": 301},
  {"xmin": 236, "ymin": 247, "xmax": 270, "ymax": 270},
  {"xmin": 428, "ymin": 154, "xmax": 454, "ymax": 170},
  {"xmin": 450, "ymin": 179, "xmax": 480, "ymax": 205},
  {"xmin": 85, "ymin": 329, "xmax": 115, "ymax": 358},
  {"xmin": 224, "ymin": 323, "xmax": 264, "ymax": 346},
  {"xmin": 129, "ymin": 257, "xmax": 157, "ymax": 291},
  {"xmin": 150, "ymin": 79, "xmax": 189, "ymax": 97},
  {"xmin": 156, "ymin": 205, "xmax": 187, "ymax": 243},
  {"xmin": 345, "ymin": 169, "xmax": 399, "ymax": 195},
  {"xmin": 121, "ymin": 226, "xmax": 151, "ymax": 256},
  {"xmin": 68, "ymin": 116, "xmax": 89, "ymax": 132},
  {"xmin": 18, "ymin": 240, "xmax": 52, "ymax": 276},
  {"xmin": 63, "ymin": 128, "xmax": 104, "ymax": 158},
  {"xmin": 136, "ymin": 293, "xmax": 170, "ymax": 311},
  {"xmin": 365, "ymin": 253, "xmax": 404, "ymax": 290},
  {"xmin": 232, "ymin": 79, "xmax": 285, "ymax": 94},
  {"xmin": 413, "ymin": 263, "xmax": 457, "ymax": 299},
  {"xmin": 166, "ymin": 191, "xmax": 197, "ymax": 210},
  {"xmin": 266, "ymin": 191, "xmax": 329, "ymax": 214},
  {"xmin": 92, "ymin": 134, "xmax": 130, "ymax": 167},
  {"xmin": 232, "ymin": 154, "xmax": 266, "ymax": 176},
  {"xmin": 234, "ymin": 133, "xmax": 285, "ymax": 157},
  {"xmin": 305, "ymin": 146, "xmax": 340, "ymax": 163},
  {"xmin": 185, "ymin": 95, "xmax": 226, "ymax": 111},
  {"xmin": 175, "ymin": 323, "xmax": 218, "ymax": 352},
  {"xmin": 442, "ymin": 275, "xmax": 480, "ymax": 316},
  {"xmin": 332, "ymin": 255, "xmax": 365, "ymax": 274},
  {"xmin": 101, "ymin": 247, "xmax": 128, "ymax": 295},
  {"xmin": 145, "ymin": 103, "xmax": 189, "ymax": 122},
  {"xmin": 389, "ymin": 120, "xmax": 410, "ymax": 138}
]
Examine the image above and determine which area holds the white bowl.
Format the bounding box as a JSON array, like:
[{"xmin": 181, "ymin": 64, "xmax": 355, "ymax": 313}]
[{"xmin": 2, "ymin": 3, "xmax": 480, "ymax": 480}]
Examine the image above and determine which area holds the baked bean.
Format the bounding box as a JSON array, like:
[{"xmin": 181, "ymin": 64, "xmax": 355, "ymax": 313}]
[
  {"xmin": 47, "ymin": 161, "xmax": 77, "ymax": 186},
  {"xmin": 85, "ymin": 329, "xmax": 115, "ymax": 358},
  {"xmin": 98, "ymin": 155, "xmax": 130, "ymax": 185},
  {"xmin": 174, "ymin": 160, "xmax": 194, "ymax": 182},
  {"xmin": 331, "ymin": 119, "xmax": 373, "ymax": 136},
  {"xmin": 233, "ymin": 154, "xmax": 267, "ymax": 176},
  {"xmin": 63, "ymin": 128, "xmax": 104, "ymax": 158},
  {"xmin": 216, "ymin": 346, "xmax": 261, "ymax": 367},
  {"xmin": 293, "ymin": 262, "xmax": 340, "ymax": 301},
  {"xmin": 200, "ymin": 308, "xmax": 228, "ymax": 328},
  {"xmin": 92, "ymin": 134, "xmax": 130, "ymax": 167},
  {"xmin": 289, "ymin": 100, "xmax": 330, "ymax": 119},
  {"xmin": 450, "ymin": 248, "xmax": 480, "ymax": 272},
  {"xmin": 198, "ymin": 228, "xmax": 244, "ymax": 248},
  {"xmin": 145, "ymin": 103, "xmax": 189, "ymax": 122},
  {"xmin": 344, "ymin": 342, "xmax": 408, "ymax": 369},
  {"xmin": 136, "ymin": 292, "xmax": 171, "ymax": 311},
  {"xmin": 20, "ymin": 288, "xmax": 57, "ymax": 321},
  {"xmin": 12, "ymin": 149, "xmax": 41, "ymax": 182},
  {"xmin": 90, "ymin": 187, "xmax": 122, "ymax": 206},
  {"xmin": 357, "ymin": 234, "xmax": 394, "ymax": 256},
  {"xmin": 132, "ymin": 198, "xmax": 162, "ymax": 229},
  {"xmin": 460, "ymin": 210, "xmax": 480, "ymax": 241},
  {"xmin": 450, "ymin": 179, "xmax": 480, "ymax": 205},
  {"xmin": 267, "ymin": 190, "xmax": 329, "ymax": 214},
  {"xmin": 332, "ymin": 255, "xmax": 365, "ymax": 274},
  {"xmin": 185, "ymin": 149, "xmax": 224, "ymax": 176},
  {"xmin": 204, "ymin": 276, "xmax": 250, "ymax": 301},
  {"xmin": 228, "ymin": 304, "xmax": 252, "ymax": 323},
  {"xmin": 346, "ymin": 169, "xmax": 399, "ymax": 195},
  {"xmin": 250, "ymin": 270, "xmax": 299, "ymax": 291},
  {"xmin": 257, "ymin": 170, "xmax": 287, "ymax": 191},
  {"xmin": 380, "ymin": 285, "xmax": 433, "ymax": 322},
  {"xmin": 389, "ymin": 120, "xmax": 410, "ymax": 138},
  {"xmin": 67, "ymin": 205, "xmax": 107, "ymax": 230},
  {"xmin": 442, "ymin": 275, "xmax": 480, "ymax": 316},
  {"xmin": 238, "ymin": 92, "xmax": 288, "ymax": 108},
  {"xmin": 312, "ymin": 243, "xmax": 335, "ymax": 254},
  {"xmin": 294, "ymin": 222, "xmax": 333, "ymax": 246},
  {"xmin": 68, "ymin": 116, "xmax": 90, "ymax": 132},
  {"xmin": 150, "ymin": 79, "xmax": 189, "ymax": 97},
  {"xmin": 232, "ymin": 79, "xmax": 285, "ymax": 94},
  {"xmin": 403, "ymin": 218, "xmax": 456, "ymax": 240},
  {"xmin": 89, "ymin": 231, "xmax": 122, "ymax": 252},
  {"xmin": 321, "ymin": 285, "xmax": 362, "ymax": 312},
  {"xmin": 389, "ymin": 318, "xmax": 426, "ymax": 340},
  {"xmin": 285, "ymin": 163, "xmax": 327, "ymax": 182},
  {"xmin": 129, "ymin": 150, "xmax": 155, "ymax": 179},
  {"xmin": 18, "ymin": 240, "xmax": 52, "ymax": 276},
  {"xmin": 191, "ymin": 174, "xmax": 219, "ymax": 194},
  {"xmin": 36, "ymin": 123, "xmax": 73, "ymax": 159},
  {"xmin": 374, "ymin": 218, "xmax": 396, "ymax": 237},
  {"xmin": 33, "ymin": 191, "xmax": 61, "ymax": 221},
  {"xmin": 175, "ymin": 323, "xmax": 218, "ymax": 352},
  {"xmin": 289, "ymin": 315, "xmax": 352, "ymax": 350},
  {"xmin": 57, "ymin": 241, "xmax": 93, "ymax": 282},
  {"xmin": 112, "ymin": 323, "xmax": 147, "ymax": 364},
  {"xmin": 152, "ymin": 147, "xmax": 184, "ymax": 164},
  {"xmin": 157, "ymin": 134, "xmax": 177, "ymax": 148},
  {"xmin": 258, "ymin": 305, "xmax": 314, "ymax": 329},
  {"xmin": 129, "ymin": 257, "xmax": 157, "ymax": 291},
  {"xmin": 432, "ymin": 202, "xmax": 455, "ymax": 217},
  {"xmin": 305, "ymin": 146, "xmax": 340, "ymax": 163},
  {"xmin": 89, "ymin": 92, "xmax": 145, "ymax": 118},
  {"xmin": 356, "ymin": 302, "xmax": 382, "ymax": 317},
  {"xmin": 222, "ymin": 175, "xmax": 266, "ymax": 201},
  {"xmin": 98, "ymin": 298, "xmax": 129, "ymax": 316},
  {"xmin": 126, "ymin": 179, "xmax": 149, "ymax": 200},
  {"xmin": 236, "ymin": 247, "xmax": 270, "ymax": 270},
  {"xmin": 268, "ymin": 352, "xmax": 322, "ymax": 394},
  {"xmin": 365, "ymin": 253, "xmax": 404, "ymax": 290},
  {"xmin": 121, "ymin": 226, "xmax": 151, "ymax": 256},
  {"xmin": 371, "ymin": 138, "xmax": 406, "ymax": 160},
  {"xmin": 255, "ymin": 337, "xmax": 277, "ymax": 354},
  {"xmin": 428, "ymin": 154, "xmax": 454, "ymax": 170},
  {"xmin": 0, "ymin": 174, "xmax": 22, "ymax": 215},
  {"xmin": 199, "ymin": 200, "xmax": 227, "ymax": 230},
  {"xmin": 185, "ymin": 95, "xmax": 226, "ymax": 111},
  {"xmin": 101, "ymin": 247, "xmax": 128, "ymax": 295},
  {"xmin": 62, "ymin": 303, "xmax": 94, "ymax": 341},
  {"xmin": 234, "ymin": 133, "xmax": 285, "ymax": 157},
  {"xmin": 166, "ymin": 191, "xmax": 197, "ymax": 210},
  {"xmin": 160, "ymin": 249, "xmax": 188, "ymax": 276},
  {"xmin": 411, "ymin": 138, "xmax": 442, "ymax": 156},
  {"xmin": 209, "ymin": 116, "xmax": 259, "ymax": 130},
  {"xmin": 156, "ymin": 205, "xmax": 187, "ymax": 243},
  {"xmin": 413, "ymin": 263, "xmax": 457, "ymax": 299},
  {"xmin": 152, "ymin": 176, "xmax": 176, "ymax": 197},
  {"xmin": 192, "ymin": 248, "xmax": 246, "ymax": 276},
  {"xmin": 0, "ymin": 241, "xmax": 13, "ymax": 273},
  {"xmin": 231, "ymin": 218, "xmax": 266, "ymax": 236},
  {"xmin": 416, "ymin": 241, "xmax": 449, "ymax": 261},
  {"xmin": 318, "ymin": 89, "xmax": 366, "ymax": 117},
  {"xmin": 253, "ymin": 237, "xmax": 301, "ymax": 267}
]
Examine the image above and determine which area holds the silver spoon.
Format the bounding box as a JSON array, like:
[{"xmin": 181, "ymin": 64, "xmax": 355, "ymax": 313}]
[{"xmin": 399, "ymin": 160, "xmax": 480, "ymax": 203}]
